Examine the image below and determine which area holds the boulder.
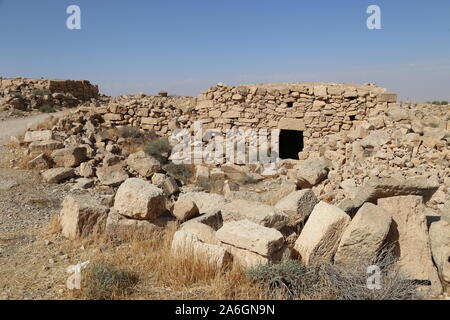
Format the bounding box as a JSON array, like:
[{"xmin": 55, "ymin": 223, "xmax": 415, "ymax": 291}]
[
  {"xmin": 126, "ymin": 151, "xmax": 161, "ymax": 178},
  {"xmin": 79, "ymin": 162, "xmax": 94, "ymax": 178},
  {"xmin": 41, "ymin": 167, "xmax": 75, "ymax": 183},
  {"xmin": 429, "ymin": 220, "xmax": 450, "ymax": 284},
  {"xmin": 378, "ymin": 196, "xmax": 442, "ymax": 297},
  {"xmin": 172, "ymin": 230, "xmax": 232, "ymax": 269},
  {"xmin": 181, "ymin": 222, "xmax": 218, "ymax": 245},
  {"xmin": 172, "ymin": 200, "xmax": 200, "ymax": 222},
  {"xmin": 114, "ymin": 178, "xmax": 166, "ymax": 221},
  {"xmin": 217, "ymin": 220, "xmax": 285, "ymax": 257},
  {"xmin": 96, "ymin": 164, "xmax": 129, "ymax": 187},
  {"xmin": 177, "ymin": 192, "xmax": 227, "ymax": 214},
  {"xmin": 152, "ymin": 173, "xmax": 179, "ymax": 196},
  {"xmin": 295, "ymin": 158, "xmax": 330, "ymax": 188},
  {"xmin": 105, "ymin": 209, "xmax": 164, "ymax": 237},
  {"xmin": 27, "ymin": 153, "xmax": 52, "ymax": 170},
  {"xmin": 442, "ymin": 201, "xmax": 450, "ymax": 224},
  {"xmin": 60, "ymin": 194, "xmax": 109, "ymax": 239},
  {"xmin": 182, "ymin": 209, "xmax": 223, "ymax": 231},
  {"xmin": 51, "ymin": 147, "xmax": 87, "ymax": 168},
  {"xmin": 339, "ymin": 176, "xmax": 440, "ymax": 216},
  {"xmin": 221, "ymin": 199, "xmax": 288, "ymax": 230},
  {"xmin": 24, "ymin": 130, "xmax": 53, "ymax": 143},
  {"xmin": 275, "ymin": 190, "xmax": 319, "ymax": 230},
  {"xmin": 334, "ymin": 203, "xmax": 392, "ymax": 267},
  {"xmin": 294, "ymin": 201, "xmax": 350, "ymax": 265},
  {"xmin": 29, "ymin": 140, "xmax": 64, "ymax": 153}
]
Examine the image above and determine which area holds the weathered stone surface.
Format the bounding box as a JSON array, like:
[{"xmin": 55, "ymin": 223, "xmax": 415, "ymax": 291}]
[
  {"xmin": 96, "ymin": 164, "xmax": 129, "ymax": 187},
  {"xmin": 294, "ymin": 201, "xmax": 350, "ymax": 265},
  {"xmin": 27, "ymin": 153, "xmax": 52, "ymax": 170},
  {"xmin": 29, "ymin": 140, "xmax": 64, "ymax": 153},
  {"xmin": 105, "ymin": 209, "xmax": 164, "ymax": 236},
  {"xmin": 221, "ymin": 200, "xmax": 288, "ymax": 230},
  {"xmin": 152, "ymin": 173, "xmax": 179, "ymax": 196},
  {"xmin": 126, "ymin": 151, "xmax": 161, "ymax": 178},
  {"xmin": 114, "ymin": 178, "xmax": 166, "ymax": 221},
  {"xmin": 181, "ymin": 222, "xmax": 218, "ymax": 245},
  {"xmin": 24, "ymin": 130, "xmax": 53, "ymax": 143},
  {"xmin": 60, "ymin": 194, "xmax": 109, "ymax": 239},
  {"xmin": 339, "ymin": 176, "xmax": 440, "ymax": 215},
  {"xmin": 172, "ymin": 230, "xmax": 232, "ymax": 269},
  {"xmin": 378, "ymin": 196, "xmax": 442, "ymax": 296},
  {"xmin": 295, "ymin": 158, "xmax": 330, "ymax": 188},
  {"xmin": 177, "ymin": 192, "xmax": 227, "ymax": 214},
  {"xmin": 429, "ymin": 220, "xmax": 450, "ymax": 284},
  {"xmin": 172, "ymin": 200, "xmax": 200, "ymax": 222},
  {"xmin": 182, "ymin": 209, "xmax": 223, "ymax": 231},
  {"xmin": 41, "ymin": 167, "xmax": 75, "ymax": 183},
  {"xmin": 442, "ymin": 201, "xmax": 450, "ymax": 224},
  {"xmin": 278, "ymin": 118, "xmax": 306, "ymax": 131},
  {"xmin": 51, "ymin": 147, "xmax": 87, "ymax": 168},
  {"xmin": 79, "ymin": 162, "xmax": 94, "ymax": 178},
  {"xmin": 334, "ymin": 203, "xmax": 392, "ymax": 267},
  {"xmin": 275, "ymin": 189, "xmax": 319, "ymax": 229},
  {"xmin": 216, "ymin": 220, "xmax": 285, "ymax": 257}
]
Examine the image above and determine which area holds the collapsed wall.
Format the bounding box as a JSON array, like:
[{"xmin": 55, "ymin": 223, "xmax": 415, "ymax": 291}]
[
  {"xmin": 0, "ymin": 78, "xmax": 99, "ymax": 100},
  {"xmin": 100, "ymin": 82, "xmax": 398, "ymax": 157}
]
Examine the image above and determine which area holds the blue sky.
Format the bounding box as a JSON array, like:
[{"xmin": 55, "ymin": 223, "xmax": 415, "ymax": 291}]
[{"xmin": 1, "ymin": 0, "xmax": 449, "ymax": 101}]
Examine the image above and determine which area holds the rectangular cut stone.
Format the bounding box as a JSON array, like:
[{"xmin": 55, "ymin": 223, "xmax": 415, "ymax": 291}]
[{"xmin": 278, "ymin": 118, "xmax": 306, "ymax": 131}]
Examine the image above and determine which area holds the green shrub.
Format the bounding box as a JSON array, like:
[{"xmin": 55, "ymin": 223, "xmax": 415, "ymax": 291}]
[
  {"xmin": 432, "ymin": 101, "xmax": 442, "ymax": 105},
  {"xmin": 144, "ymin": 137, "xmax": 172, "ymax": 163},
  {"xmin": 83, "ymin": 261, "xmax": 138, "ymax": 300},
  {"xmin": 163, "ymin": 162, "xmax": 193, "ymax": 183},
  {"xmin": 32, "ymin": 88, "xmax": 50, "ymax": 96},
  {"xmin": 39, "ymin": 105, "xmax": 59, "ymax": 113},
  {"xmin": 440, "ymin": 101, "xmax": 449, "ymax": 105}
]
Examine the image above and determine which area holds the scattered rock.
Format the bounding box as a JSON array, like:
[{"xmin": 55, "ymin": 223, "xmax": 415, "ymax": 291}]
[
  {"xmin": 41, "ymin": 168, "xmax": 75, "ymax": 183},
  {"xmin": 172, "ymin": 200, "xmax": 200, "ymax": 222},
  {"xmin": 60, "ymin": 194, "xmax": 109, "ymax": 239},
  {"xmin": 294, "ymin": 201, "xmax": 350, "ymax": 265},
  {"xmin": 114, "ymin": 178, "xmax": 166, "ymax": 221},
  {"xmin": 334, "ymin": 203, "xmax": 392, "ymax": 267}
]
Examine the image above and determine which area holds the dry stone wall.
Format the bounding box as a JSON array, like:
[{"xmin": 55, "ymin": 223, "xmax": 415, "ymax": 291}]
[
  {"xmin": 0, "ymin": 78, "xmax": 99, "ymax": 100},
  {"xmin": 100, "ymin": 82, "xmax": 398, "ymax": 154}
]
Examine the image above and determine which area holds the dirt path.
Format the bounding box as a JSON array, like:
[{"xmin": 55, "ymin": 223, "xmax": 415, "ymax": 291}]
[
  {"xmin": 0, "ymin": 111, "xmax": 74, "ymax": 300},
  {"xmin": 0, "ymin": 110, "xmax": 70, "ymax": 146}
]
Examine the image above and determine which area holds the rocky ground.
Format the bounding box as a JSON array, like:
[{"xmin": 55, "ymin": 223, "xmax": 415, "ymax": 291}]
[{"xmin": 0, "ymin": 88, "xmax": 449, "ymax": 300}]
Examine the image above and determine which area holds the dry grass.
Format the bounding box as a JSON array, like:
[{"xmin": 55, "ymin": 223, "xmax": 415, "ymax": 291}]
[{"xmin": 64, "ymin": 223, "xmax": 270, "ymax": 300}]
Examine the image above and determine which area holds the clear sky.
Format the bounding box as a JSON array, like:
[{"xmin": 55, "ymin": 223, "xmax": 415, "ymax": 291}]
[{"xmin": 1, "ymin": 0, "xmax": 449, "ymax": 101}]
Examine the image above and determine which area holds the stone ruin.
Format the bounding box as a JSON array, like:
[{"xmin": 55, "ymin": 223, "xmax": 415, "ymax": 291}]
[
  {"xmin": 100, "ymin": 82, "xmax": 399, "ymax": 160},
  {"xmin": 0, "ymin": 77, "xmax": 99, "ymax": 111},
  {"xmin": 7, "ymin": 80, "xmax": 450, "ymax": 299}
]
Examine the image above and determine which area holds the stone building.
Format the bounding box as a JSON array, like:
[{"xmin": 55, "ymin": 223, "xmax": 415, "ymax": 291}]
[{"xmin": 101, "ymin": 82, "xmax": 397, "ymax": 161}]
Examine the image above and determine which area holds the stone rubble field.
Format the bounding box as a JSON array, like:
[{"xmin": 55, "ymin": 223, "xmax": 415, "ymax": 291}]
[{"xmin": 1, "ymin": 79, "xmax": 449, "ymax": 300}]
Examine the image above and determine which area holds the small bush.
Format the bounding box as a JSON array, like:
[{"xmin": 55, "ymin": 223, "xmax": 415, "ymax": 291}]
[
  {"xmin": 426, "ymin": 122, "xmax": 440, "ymax": 128},
  {"xmin": 246, "ymin": 249, "xmax": 419, "ymax": 300},
  {"xmin": 163, "ymin": 162, "xmax": 194, "ymax": 183},
  {"xmin": 83, "ymin": 261, "xmax": 138, "ymax": 300},
  {"xmin": 39, "ymin": 105, "xmax": 58, "ymax": 113},
  {"xmin": 238, "ymin": 175, "xmax": 260, "ymax": 185},
  {"xmin": 117, "ymin": 126, "xmax": 143, "ymax": 139},
  {"xmin": 431, "ymin": 101, "xmax": 442, "ymax": 105},
  {"xmin": 32, "ymin": 88, "xmax": 50, "ymax": 96},
  {"xmin": 246, "ymin": 260, "xmax": 310, "ymax": 299},
  {"xmin": 440, "ymin": 101, "xmax": 449, "ymax": 105},
  {"xmin": 144, "ymin": 137, "xmax": 172, "ymax": 163}
]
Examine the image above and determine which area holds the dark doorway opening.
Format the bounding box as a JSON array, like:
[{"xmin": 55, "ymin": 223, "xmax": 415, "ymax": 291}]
[{"xmin": 279, "ymin": 130, "xmax": 304, "ymax": 160}]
